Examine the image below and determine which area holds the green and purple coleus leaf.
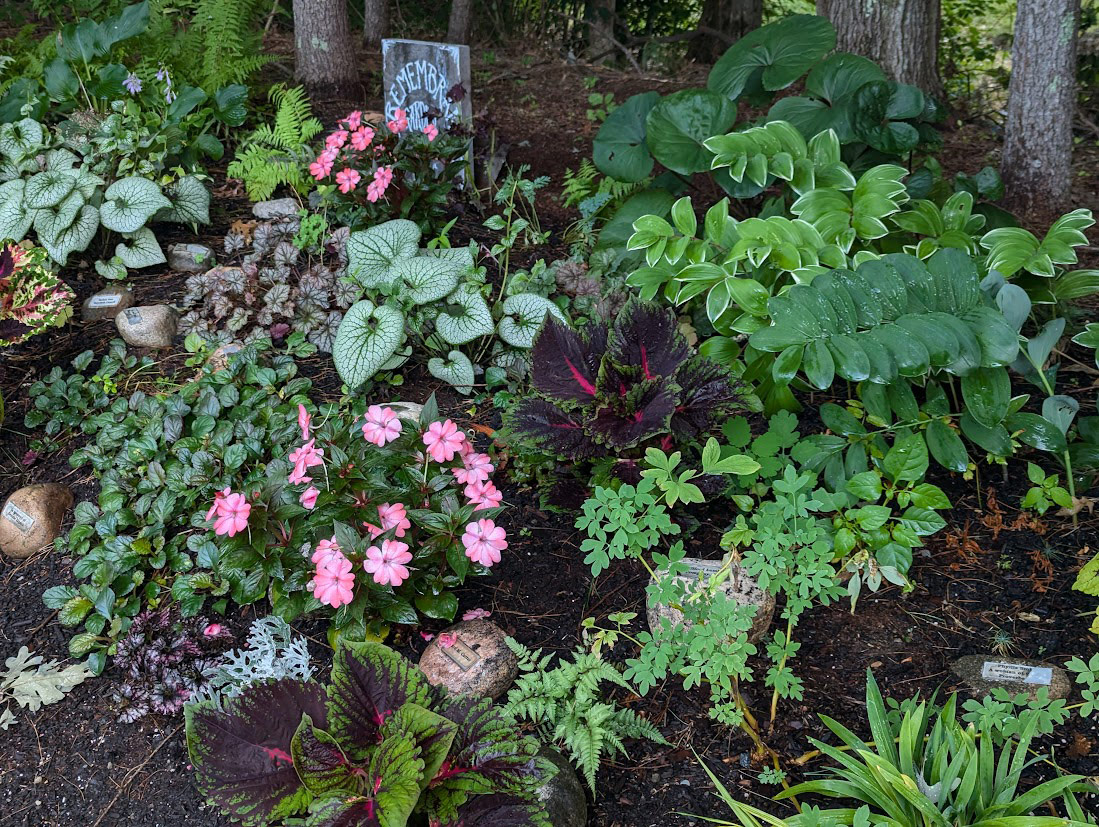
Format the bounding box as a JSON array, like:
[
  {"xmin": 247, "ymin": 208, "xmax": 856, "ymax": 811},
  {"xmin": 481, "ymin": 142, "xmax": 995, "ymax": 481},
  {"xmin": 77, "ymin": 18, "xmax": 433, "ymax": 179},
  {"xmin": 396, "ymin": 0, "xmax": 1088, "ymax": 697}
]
[
  {"xmin": 431, "ymin": 794, "xmax": 553, "ymax": 827},
  {"xmin": 185, "ymin": 678, "xmax": 327, "ymax": 826},
  {"xmin": 529, "ymin": 315, "xmax": 607, "ymax": 401}
]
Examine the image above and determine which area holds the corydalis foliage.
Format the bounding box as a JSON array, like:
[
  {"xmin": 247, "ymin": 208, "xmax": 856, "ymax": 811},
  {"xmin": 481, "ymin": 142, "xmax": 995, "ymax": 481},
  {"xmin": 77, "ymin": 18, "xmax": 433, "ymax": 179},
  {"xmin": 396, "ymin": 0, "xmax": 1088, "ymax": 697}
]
[
  {"xmin": 507, "ymin": 298, "xmax": 747, "ymax": 459},
  {"xmin": 185, "ymin": 640, "xmax": 552, "ymax": 826}
]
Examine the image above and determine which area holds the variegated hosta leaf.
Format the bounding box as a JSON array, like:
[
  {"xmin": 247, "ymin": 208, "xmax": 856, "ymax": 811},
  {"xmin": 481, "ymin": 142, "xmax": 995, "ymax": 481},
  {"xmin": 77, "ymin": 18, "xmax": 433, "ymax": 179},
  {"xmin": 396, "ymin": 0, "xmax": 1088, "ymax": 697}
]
[
  {"xmin": 497, "ymin": 293, "xmax": 569, "ymax": 348},
  {"xmin": 428, "ymin": 349, "xmax": 476, "ymax": 394},
  {"xmin": 0, "ymin": 179, "xmax": 35, "ymax": 241},
  {"xmin": 436, "ymin": 283, "xmax": 494, "ymax": 344},
  {"xmin": 44, "ymin": 148, "xmax": 79, "ymax": 171},
  {"xmin": 95, "ymin": 257, "xmax": 128, "ymax": 280},
  {"xmin": 33, "ymin": 189, "xmax": 84, "ymax": 239},
  {"xmin": 156, "ymin": 175, "xmax": 211, "ymax": 225},
  {"xmin": 332, "ymin": 300, "xmax": 405, "ymax": 388},
  {"xmin": 40, "ymin": 204, "xmax": 98, "ymax": 265},
  {"xmin": 115, "ymin": 226, "xmax": 166, "ymax": 269},
  {"xmin": 346, "ymin": 218, "xmax": 421, "ymax": 288},
  {"xmin": 0, "ymin": 118, "xmax": 45, "ymax": 162},
  {"xmin": 391, "ymin": 256, "xmax": 461, "ymax": 304},
  {"xmin": 24, "ymin": 170, "xmax": 77, "ymax": 209},
  {"xmin": 100, "ymin": 176, "xmax": 172, "ymax": 233}
]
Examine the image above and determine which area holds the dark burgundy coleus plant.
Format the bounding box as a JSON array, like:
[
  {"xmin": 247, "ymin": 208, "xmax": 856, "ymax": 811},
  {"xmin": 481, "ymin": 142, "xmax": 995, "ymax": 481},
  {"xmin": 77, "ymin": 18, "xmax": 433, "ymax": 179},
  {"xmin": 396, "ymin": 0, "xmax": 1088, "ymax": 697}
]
[
  {"xmin": 184, "ymin": 640, "xmax": 552, "ymax": 827},
  {"xmin": 507, "ymin": 297, "xmax": 747, "ymax": 460}
]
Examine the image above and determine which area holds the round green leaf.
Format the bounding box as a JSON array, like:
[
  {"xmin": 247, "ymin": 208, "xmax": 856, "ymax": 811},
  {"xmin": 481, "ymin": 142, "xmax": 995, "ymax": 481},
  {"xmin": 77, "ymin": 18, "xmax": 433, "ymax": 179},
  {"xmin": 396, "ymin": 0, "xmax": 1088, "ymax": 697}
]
[
  {"xmin": 593, "ymin": 91, "xmax": 659, "ymax": 182},
  {"xmin": 645, "ymin": 89, "xmax": 738, "ymax": 176}
]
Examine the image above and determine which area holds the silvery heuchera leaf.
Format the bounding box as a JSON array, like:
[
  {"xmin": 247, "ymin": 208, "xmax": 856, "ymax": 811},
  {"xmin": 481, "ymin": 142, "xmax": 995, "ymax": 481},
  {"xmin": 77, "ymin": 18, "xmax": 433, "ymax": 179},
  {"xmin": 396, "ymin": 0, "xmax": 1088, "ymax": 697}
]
[
  {"xmin": 100, "ymin": 176, "xmax": 171, "ymax": 233},
  {"xmin": 264, "ymin": 282, "xmax": 292, "ymax": 315},
  {"xmin": 346, "ymin": 218, "xmax": 420, "ymax": 288},
  {"xmin": 155, "ymin": 175, "xmax": 210, "ymax": 225},
  {"xmin": 2, "ymin": 645, "xmax": 91, "ymax": 715},
  {"xmin": 428, "ymin": 349, "xmax": 476, "ymax": 394},
  {"xmin": 0, "ymin": 179, "xmax": 34, "ymax": 240},
  {"xmin": 273, "ymin": 241, "xmax": 299, "ymax": 268},
  {"xmin": 497, "ymin": 293, "xmax": 569, "ymax": 348},
  {"xmin": 115, "ymin": 226, "xmax": 166, "ymax": 269},
  {"xmin": 308, "ymin": 310, "xmax": 342, "ymax": 354},
  {"xmin": 226, "ymin": 306, "xmax": 250, "ymax": 332},
  {"xmin": 24, "ymin": 169, "xmax": 77, "ymax": 209},
  {"xmin": 40, "ymin": 204, "xmax": 98, "ymax": 265},
  {"xmin": 224, "ymin": 230, "xmax": 245, "ymax": 255},
  {"xmin": 436, "ymin": 283, "xmax": 494, "ymax": 345},
  {"xmin": 332, "ymin": 300, "xmax": 405, "ymax": 388},
  {"xmin": 390, "ymin": 256, "xmax": 461, "ymax": 304},
  {"xmin": 182, "ymin": 271, "xmax": 211, "ymax": 305},
  {"xmin": 334, "ymin": 276, "xmax": 359, "ymax": 309},
  {"xmin": 0, "ymin": 118, "xmax": 46, "ymax": 161}
]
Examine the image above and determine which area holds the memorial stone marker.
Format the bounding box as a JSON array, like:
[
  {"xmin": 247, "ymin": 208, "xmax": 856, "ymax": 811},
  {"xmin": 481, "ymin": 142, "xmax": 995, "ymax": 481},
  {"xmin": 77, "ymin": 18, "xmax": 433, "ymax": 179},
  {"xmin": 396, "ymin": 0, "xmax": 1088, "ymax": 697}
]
[{"xmin": 381, "ymin": 39, "xmax": 472, "ymax": 132}]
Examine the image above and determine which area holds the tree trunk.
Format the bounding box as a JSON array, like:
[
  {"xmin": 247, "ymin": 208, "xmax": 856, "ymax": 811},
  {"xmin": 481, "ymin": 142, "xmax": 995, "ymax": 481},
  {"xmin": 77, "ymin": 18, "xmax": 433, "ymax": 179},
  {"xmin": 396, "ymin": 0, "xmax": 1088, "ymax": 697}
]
[
  {"xmin": 363, "ymin": 0, "xmax": 388, "ymax": 47},
  {"xmin": 585, "ymin": 0, "xmax": 617, "ymax": 63},
  {"xmin": 1002, "ymin": 0, "xmax": 1080, "ymax": 215},
  {"xmin": 688, "ymin": 0, "xmax": 762, "ymax": 64},
  {"xmin": 816, "ymin": 0, "xmax": 942, "ymax": 95},
  {"xmin": 447, "ymin": 0, "xmax": 473, "ymax": 43},
  {"xmin": 292, "ymin": 0, "xmax": 360, "ymax": 99}
]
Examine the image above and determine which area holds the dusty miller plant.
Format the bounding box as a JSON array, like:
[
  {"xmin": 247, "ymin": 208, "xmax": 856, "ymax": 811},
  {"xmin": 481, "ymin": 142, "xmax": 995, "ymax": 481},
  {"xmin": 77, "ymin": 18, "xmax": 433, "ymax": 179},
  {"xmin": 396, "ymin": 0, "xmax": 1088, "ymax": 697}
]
[{"xmin": 1, "ymin": 646, "xmax": 91, "ymax": 730}]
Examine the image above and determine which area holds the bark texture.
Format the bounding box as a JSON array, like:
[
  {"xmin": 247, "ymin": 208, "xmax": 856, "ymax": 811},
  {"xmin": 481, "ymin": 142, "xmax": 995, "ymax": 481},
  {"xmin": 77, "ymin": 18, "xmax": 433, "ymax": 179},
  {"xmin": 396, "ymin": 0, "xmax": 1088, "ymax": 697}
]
[
  {"xmin": 447, "ymin": 0, "xmax": 474, "ymax": 43},
  {"xmin": 1001, "ymin": 0, "xmax": 1080, "ymax": 215},
  {"xmin": 363, "ymin": 0, "xmax": 388, "ymax": 47},
  {"xmin": 292, "ymin": 0, "xmax": 360, "ymax": 99},
  {"xmin": 816, "ymin": 0, "xmax": 942, "ymax": 95},
  {"xmin": 585, "ymin": 0, "xmax": 617, "ymax": 62},
  {"xmin": 688, "ymin": 0, "xmax": 762, "ymax": 64}
]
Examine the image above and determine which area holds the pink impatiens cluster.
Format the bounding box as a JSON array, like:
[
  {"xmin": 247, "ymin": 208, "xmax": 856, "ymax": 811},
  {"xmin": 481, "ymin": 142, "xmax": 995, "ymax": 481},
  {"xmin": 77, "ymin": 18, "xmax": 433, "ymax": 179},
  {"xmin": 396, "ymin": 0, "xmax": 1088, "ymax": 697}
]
[
  {"xmin": 309, "ymin": 539, "xmax": 355, "ymax": 607},
  {"xmin": 206, "ymin": 487, "xmax": 251, "ymax": 537}
]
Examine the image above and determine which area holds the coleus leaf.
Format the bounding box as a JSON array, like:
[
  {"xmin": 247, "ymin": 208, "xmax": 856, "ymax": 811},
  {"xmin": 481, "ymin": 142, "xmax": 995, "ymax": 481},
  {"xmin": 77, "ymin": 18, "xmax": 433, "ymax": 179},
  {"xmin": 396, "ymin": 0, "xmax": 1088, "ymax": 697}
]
[
  {"xmin": 607, "ymin": 297, "xmax": 690, "ymax": 378},
  {"xmin": 671, "ymin": 357, "xmax": 745, "ymax": 439},
  {"xmin": 496, "ymin": 294, "xmax": 568, "ymax": 349},
  {"xmin": 185, "ymin": 678, "xmax": 327, "ymax": 826},
  {"xmin": 589, "ymin": 378, "xmax": 677, "ymax": 448},
  {"xmin": 326, "ymin": 640, "xmax": 433, "ymax": 765},
  {"xmin": 433, "ymin": 794, "xmax": 551, "ymax": 827},
  {"xmin": 379, "ymin": 702, "xmax": 457, "ymax": 791},
  {"xmin": 506, "ymin": 398, "xmax": 602, "ymax": 459},
  {"xmin": 529, "ymin": 316, "xmax": 608, "ymax": 402},
  {"xmin": 292, "ymin": 715, "xmax": 358, "ymax": 797}
]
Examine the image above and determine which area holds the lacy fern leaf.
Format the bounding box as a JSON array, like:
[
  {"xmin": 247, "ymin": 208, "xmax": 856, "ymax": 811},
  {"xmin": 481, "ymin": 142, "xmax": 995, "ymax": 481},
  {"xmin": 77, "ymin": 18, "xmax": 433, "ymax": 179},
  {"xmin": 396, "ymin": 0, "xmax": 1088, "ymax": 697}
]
[{"xmin": 227, "ymin": 85, "xmax": 323, "ymax": 200}]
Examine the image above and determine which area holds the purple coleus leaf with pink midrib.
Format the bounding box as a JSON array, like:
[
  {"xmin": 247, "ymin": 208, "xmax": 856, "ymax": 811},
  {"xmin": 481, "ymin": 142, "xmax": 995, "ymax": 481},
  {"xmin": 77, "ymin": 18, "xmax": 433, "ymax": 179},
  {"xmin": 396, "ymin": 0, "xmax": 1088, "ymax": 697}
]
[{"xmin": 529, "ymin": 316, "xmax": 607, "ymax": 401}]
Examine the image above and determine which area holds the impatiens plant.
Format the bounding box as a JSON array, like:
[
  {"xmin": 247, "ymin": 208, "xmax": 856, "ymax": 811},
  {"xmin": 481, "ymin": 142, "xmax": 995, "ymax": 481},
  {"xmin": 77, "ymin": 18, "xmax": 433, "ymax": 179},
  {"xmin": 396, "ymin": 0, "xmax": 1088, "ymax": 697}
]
[
  {"xmin": 185, "ymin": 639, "xmax": 553, "ymax": 826},
  {"xmin": 334, "ymin": 218, "xmax": 567, "ymax": 393},
  {"xmin": 212, "ymin": 394, "xmax": 510, "ymax": 641},
  {"xmin": 505, "ymin": 297, "xmax": 747, "ymax": 462},
  {"xmin": 0, "ymin": 241, "xmax": 74, "ymax": 346}
]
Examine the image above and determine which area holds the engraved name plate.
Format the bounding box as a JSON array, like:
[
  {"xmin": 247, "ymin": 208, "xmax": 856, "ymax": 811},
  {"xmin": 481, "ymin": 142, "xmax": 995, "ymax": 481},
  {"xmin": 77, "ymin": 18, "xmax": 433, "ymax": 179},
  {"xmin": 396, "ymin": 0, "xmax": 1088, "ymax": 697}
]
[
  {"xmin": 981, "ymin": 661, "xmax": 1052, "ymax": 685},
  {"xmin": 88, "ymin": 293, "xmax": 122, "ymax": 308},
  {"xmin": 2, "ymin": 501, "xmax": 36, "ymax": 533},
  {"xmin": 440, "ymin": 638, "xmax": 480, "ymax": 671}
]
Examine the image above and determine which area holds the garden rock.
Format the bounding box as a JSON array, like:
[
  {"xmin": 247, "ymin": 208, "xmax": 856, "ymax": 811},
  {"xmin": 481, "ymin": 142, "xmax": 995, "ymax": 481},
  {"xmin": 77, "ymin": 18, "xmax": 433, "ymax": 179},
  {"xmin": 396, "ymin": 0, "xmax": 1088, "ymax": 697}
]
[
  {"xmin": 116, "ymin": 306, "xmax": 178, "ymax": 348},
  {"xmin": 647, "ymin": 559, "xmax": 774, "ymax": 644},
  {"xmin": 388, "ymin": 401, "xmax": 423, "ymax": 423},
  {"xmin": 81, "ymin": 285, "xmax": 134, "ymax": 322},
  {"xmin": 168, "ymin": 243, "xmax": 216, "ymax": 273},
  {"xmin": 417, "ymin": 619, "xmax": 517, "ymax": 699},
  {"xmin": 951, "ymin": 655, "xmax": 1071, "ymax": 702},
  {"xmin": 534, "ymin": 747, "xmax": 587, "ymax": 827},
  {"xmin": 252, "ymin": 198, "xmax": 299, "ymax": 220},
  {"xmin": 0, "ymin": 484, "xmax": 73, "ymax": 560}
]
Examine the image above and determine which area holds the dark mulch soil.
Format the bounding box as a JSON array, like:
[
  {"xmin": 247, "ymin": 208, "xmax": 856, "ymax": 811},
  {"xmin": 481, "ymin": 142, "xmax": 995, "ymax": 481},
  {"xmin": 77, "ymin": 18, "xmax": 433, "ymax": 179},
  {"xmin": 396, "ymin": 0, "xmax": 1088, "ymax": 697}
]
[{"xmin": 2, "ymin": 45, "xmax": 1099, "ymax": 827}]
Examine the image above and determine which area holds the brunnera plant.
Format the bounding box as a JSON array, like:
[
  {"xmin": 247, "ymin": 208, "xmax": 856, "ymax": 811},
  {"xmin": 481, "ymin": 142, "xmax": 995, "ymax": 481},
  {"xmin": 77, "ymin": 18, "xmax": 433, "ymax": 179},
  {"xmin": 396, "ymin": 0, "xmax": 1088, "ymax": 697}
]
[{"xmin": 185, "ymin": 639, "xmax": 553, "ymax": 827}]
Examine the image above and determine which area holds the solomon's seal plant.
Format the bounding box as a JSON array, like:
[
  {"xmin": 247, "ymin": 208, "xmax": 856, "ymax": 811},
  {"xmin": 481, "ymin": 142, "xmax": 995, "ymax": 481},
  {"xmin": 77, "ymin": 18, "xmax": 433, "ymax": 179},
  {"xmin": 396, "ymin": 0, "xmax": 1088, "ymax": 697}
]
[
  {"xmin": 0, "ymin": 241, "xmax": 74, "ymax": 346},
  {"xmin": 185, "ymin": 639, "xmax": 553, "ymax": 826}
]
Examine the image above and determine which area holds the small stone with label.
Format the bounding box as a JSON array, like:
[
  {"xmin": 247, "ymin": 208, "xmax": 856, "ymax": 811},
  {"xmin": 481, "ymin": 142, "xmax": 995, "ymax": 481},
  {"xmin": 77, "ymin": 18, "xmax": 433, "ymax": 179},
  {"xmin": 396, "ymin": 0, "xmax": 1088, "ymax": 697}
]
[
  {"xmin": 168, "ymin": 243, "xmax": 216, "ymax": 273},
  {"xmin": 116, "ymin": 305, "xmax": 178, "ymax": 348},
  {"xmin": 417, "ymin": 619, "xmax": 517, "ymax": 699},
  {"xmin": 951, "ymin": 655, "xmax": 1071, "ymax": 701},
  {"xmin": 647, "ymin": 559, "xmax": 774, "ymax": 644},
  {"xmin": 82, "ymin": 285, "xmax": 134, "ymax": 322},
  {"xmin": 0, "ymin": 484, "xmax": 74, "ymax": 560}
]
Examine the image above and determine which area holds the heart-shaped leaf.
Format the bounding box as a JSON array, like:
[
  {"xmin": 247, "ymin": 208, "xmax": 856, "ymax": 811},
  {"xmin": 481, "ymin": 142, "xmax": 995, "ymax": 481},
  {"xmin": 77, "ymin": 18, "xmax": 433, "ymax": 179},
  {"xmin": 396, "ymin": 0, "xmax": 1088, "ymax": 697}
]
[
  {"xmin": 25, "ymin": 170, "xmax": 78, "ymax": 209},
  {"xmin": 332, "ymin": 300, "xmax": 405, "ymax": 388},
  {"xmin": 0, "ymin": 179, "xmax": 34, "ymax": 241},
  {"xmin": 593, "ymin": 91, "xmax": 660, "ymax": 182},
  {"xmin": 100, "ymin": 176, "xmax": 171, "ymax": 233},
  {"xmin": 40, "ymin": 204, "xmax": 99, "ymax": 265},
  {"xmin": 0, "ymin": 118, "xmax": 45, "ymax": 161},
  {"xmin": 645, "ymin": 89, "xmax": 738, "ymax": 176},
  {"xmin": 436, "ymin": 283, "xmax": 494, "ymax": 344},
  {"xmin": 347, "ymin": 219, "xmax": 421, "ymax": 288},
  {"xmin": 428, "ymin": 349, "xmax": 475, "ymax": 394},
  {"xmin": 390, "ymin": 256, "xmax": 461, "ymax": 304},
  {"xmin": 497, "ymin": 293, "xmax": 568, "ymax": 348},
  {"xmin": 115, "ymin": 226, "xmax": 166, "ymax": 269},
  {"xmin": 156, "ymin": 175, "xmax": 210, "ymax": 225}
]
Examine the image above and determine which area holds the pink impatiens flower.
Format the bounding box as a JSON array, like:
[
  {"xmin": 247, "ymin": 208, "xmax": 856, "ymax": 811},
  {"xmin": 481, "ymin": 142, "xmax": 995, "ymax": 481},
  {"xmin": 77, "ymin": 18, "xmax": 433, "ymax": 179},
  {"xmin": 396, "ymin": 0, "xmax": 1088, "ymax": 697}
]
[
  {"xmin": 377, "ymin": 502, "xmax": 411, "ymax": 537},
  {"xmin": 361, "ymin": 405, "xmax": 402, "ymax": 446},
  {"xmin": 462, "ymin": 519, "xmax": 507, "ymax": 567},
  {"xmin": 309, "ymin": 155, "xmax": 333, "ymax": 180},
  {"xmin": 298, "ymin": 404, "xmax": 312, "ymax": 441},
  {"xmin": 453, "ymin": 452, "xmax": 493, "ymax": 485},
  {"xmin": 345, "ymin": 110, "xmax": 362, "ymax": 131},
  {"xmin": 311, "ymin": 537, "xmax": 342, "ymax": 566},
  {"xmin": 212, "ymin": 491, "xmax": 251, "ymax": 537},
  {"xmin": 288, "ymin": 438, "xmax": 324, "ymax": 484},
  {"xmin": 336, "ymin": 167, "xmax": 361, "ymax": 194},
  {"xmin": 326, "ymin": 129, "xmax": 349, "ymax": 150},
  {"xmin": 350, "ymin": 126, "xmax": 375, "ymax": 150},
  {"xmin": 363, "ymin": 539, "xmax": 412, "ymax": 587},
  {"xmin": 423, "ymin": 123, "xmax": 438, "ymax": 141},
  {"xmin": 203, "ymin": 623, "xmax": 224, "ymax": 637},
  {"xmin": 438, "ymin": 632, "xmax": 457, "ymax": 648},
  {"xmin": 366, "ymin": 165, "xmax": 394, "ymax": 203},
  {"xmin": 310, "ymin": 552, "xmax": 355, "ymax": 607},
  {"xmin": 423, "ymin": 419, "xmax": 466, "ymax": 463},
  {"xmin": 387, "ymin": 108, "xmax": 408, "ymax": 133},
  {"xmin": 465, "ymin": 480, "xmax": 503, "ymax": 511},
  {"xmin": 206, "ymin": 486, "xmax": 230, "ymax": 521},
  {"xmin": 300, "ymin": 486, "xmax": 320, "ymax": 509},
  {"xmin": 462, "ymin": 608, "xmax": 491, "ymax": 621}
]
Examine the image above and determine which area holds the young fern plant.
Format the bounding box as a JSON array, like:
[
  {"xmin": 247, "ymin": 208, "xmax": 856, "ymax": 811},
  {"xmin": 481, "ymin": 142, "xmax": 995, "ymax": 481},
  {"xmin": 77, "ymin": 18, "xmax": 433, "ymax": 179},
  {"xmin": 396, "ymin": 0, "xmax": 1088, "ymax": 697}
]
[{"xmin": 502, "ymin": 638, "xmax": 666, "ymax": 795}]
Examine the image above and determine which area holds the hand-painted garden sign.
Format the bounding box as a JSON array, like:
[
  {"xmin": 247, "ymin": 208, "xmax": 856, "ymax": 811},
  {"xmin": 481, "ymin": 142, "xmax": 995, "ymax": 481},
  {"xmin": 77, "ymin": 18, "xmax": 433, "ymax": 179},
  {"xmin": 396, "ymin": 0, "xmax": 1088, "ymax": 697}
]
[{"xmin": 381, "ymin": 39, "xmax": 472, "ymax": 132}]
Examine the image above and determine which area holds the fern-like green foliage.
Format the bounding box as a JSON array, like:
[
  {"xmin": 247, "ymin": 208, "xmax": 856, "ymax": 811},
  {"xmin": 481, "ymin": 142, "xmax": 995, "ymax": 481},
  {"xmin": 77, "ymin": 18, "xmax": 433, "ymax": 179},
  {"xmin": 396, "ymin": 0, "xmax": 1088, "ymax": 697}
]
[
  {"xmin": 226, "ymin": 85, "xmax": 323, "ymax": 200},
  {"xmin": 502, "ymin": 638, "xmax": 666, "ymax": 796}
]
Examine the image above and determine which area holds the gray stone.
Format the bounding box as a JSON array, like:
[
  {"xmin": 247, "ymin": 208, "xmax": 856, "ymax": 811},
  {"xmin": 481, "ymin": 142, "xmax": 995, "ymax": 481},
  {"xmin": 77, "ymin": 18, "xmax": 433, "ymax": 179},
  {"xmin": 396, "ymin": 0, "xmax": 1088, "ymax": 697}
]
[
  {"xmin": 951, "ymin": 655, "xmax": 1071, "ymax": 702},
  {"xmin": 168, "ymin": 243, "xmax": 216, "ymax": 273},
  {"xmin": 82, "ymin": 285, "xmax": 134, "ymax": 322},
  {"xmin": 116, "ymin": 305, "xmax": 178, "ymax": 348},
  {"xmin": 0, "ymin": 484, "xmax": 73, "ymax": 560},
  {"xmin": 647, "ymin": 559, "xmax": 774, "ymax": 644},
  {"xmin": 418, "ymin": 619, "xmax": 517, "ymax": 699},
  {"xmin": 252, "ymin": 198, "xmax": 299, "ymax": 220},
  {"xmin": 381, "ymin": 39, "xmax": 473, "ymax": 132},
  {"xmin": 534, "ymin": 748, "xmax": 587, "ymax": 827},
  {"xmin": 387, "ymin": 401, "xmax": 423, "ymax": 423}
]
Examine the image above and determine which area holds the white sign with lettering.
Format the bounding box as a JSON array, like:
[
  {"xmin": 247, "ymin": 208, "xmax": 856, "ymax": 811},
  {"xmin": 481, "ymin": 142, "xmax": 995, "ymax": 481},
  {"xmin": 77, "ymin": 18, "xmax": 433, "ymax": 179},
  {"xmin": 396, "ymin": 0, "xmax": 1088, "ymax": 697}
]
[
  {"xmin": 2, "ymin": 501, "xmax": 36, "ymax": 533},
  {"xmin": 88, "ymin": 292, "xmax": 122, "ymax": 308},
  {"xmin": 981, "ymin": 661, "xmax": 1053, "ymax": 685},
  {"xmin": 381, "ymin": 39, "xmax": 472, "ymax": 132}
]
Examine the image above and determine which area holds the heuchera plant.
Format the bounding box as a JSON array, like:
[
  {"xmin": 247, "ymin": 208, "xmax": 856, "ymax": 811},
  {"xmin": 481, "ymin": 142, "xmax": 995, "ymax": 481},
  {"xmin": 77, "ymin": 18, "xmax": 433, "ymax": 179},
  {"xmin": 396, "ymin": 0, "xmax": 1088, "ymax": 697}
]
[
  {"xmin": 207, "ymin": 395, "xmax": 508, "ymax": 640},
  {"xmin": 185, "ymin": 639, "xmax": 552, "ymax": 826},
  {"xmin": 0, "ymin": 242, "xmax": 75, "ymax": 346},
  {"xmin": 309, "ymin": 109, "xmax": 469, "ymax": 234},
  {"xmin": 506, "ymin": 297, "xmax": 747, "ymax": 461}
]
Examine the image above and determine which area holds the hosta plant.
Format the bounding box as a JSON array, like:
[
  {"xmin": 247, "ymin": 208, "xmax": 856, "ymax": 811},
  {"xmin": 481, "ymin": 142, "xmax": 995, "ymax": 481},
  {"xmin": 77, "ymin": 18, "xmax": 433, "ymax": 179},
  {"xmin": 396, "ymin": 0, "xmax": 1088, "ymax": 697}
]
[
  {"xmin": 0, "ymin": 241, "xmax": 74, "ymax": 346},
  {"xmin": 334, "ymin": 218, "xmax": 566, "ymax": 393},
  {"xmin": 505, "ymin": 297, "xmax": 747, "ymax": 462},
  {"xmin": 185, "ymin": 639, "xmax": 553, "ymax": 826},
  {"xmin": 179, "ymin": 215, "xmax": 356, "ymax": 353}
]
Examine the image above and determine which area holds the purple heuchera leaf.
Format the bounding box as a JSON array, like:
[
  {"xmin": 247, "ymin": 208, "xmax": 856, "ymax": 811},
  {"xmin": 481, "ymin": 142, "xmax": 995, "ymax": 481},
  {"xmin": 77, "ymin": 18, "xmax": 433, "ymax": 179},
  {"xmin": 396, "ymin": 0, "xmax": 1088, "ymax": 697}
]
[
  {"xmin": 529, "ymin": 316, "xmax": 607, "ymax": 401},
  {"xmin": 607, "ymin": 298, "xmax": 689, "ymax": 379},
  {"xmin": 185, "ymin": 678, "xmax": 327, "ymax": 825}
]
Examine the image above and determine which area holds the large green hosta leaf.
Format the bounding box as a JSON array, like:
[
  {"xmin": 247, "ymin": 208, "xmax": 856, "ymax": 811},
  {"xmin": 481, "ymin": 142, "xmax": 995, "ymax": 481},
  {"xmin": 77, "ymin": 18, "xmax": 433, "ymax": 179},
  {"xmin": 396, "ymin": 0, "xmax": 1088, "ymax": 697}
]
[
  {"xmin": 115, "ymin": 226, "xmax": 166, "ymax": 268},
  {"xmin": 767, "ymin": 52, "xmax": 886, "ymax": 142},
  {"xmin": 156, "ymin": 175, "xmax": 211, "ymax": 225},
  {"xmin": 437, "ymin": 283, "xmax": 494, "ymax": 344},
  {"xmin": 332, "ymin": 300, "xmax": 405, "ymax": 389},
  {"xmin": 347, "ymin": 219, "xmax": 421, "ymax": 287},
  {"xmin": 40, "ymin": 204, "xmax": 99, "ymax": 265},
  {"xmin": 850, "ymin": 81, "xmax": 925, "ymax": 155},
  {"xmin": 645, "ymin": 89, "xmax": 737, "ymax": 176},
  {"xmin": 100, "ymin": 176, "xmax": 171, "ymax": 233},
  {"xmin": 391, "ymin": 256, "xmax": 461, "ymax": 304},
  {"xmin": 25, "ymin": 170, "xmax": 78, "ymax": 209},
  {"xmin": 428, "ymin": 350, "xmax": 475, "ymax": 394},
  {"xmin": 496, "ymin": 294, "xmax": 568, "ymax": 348},
  {"xmin": 593, "ymin": 91, "xmax": 660, "ymax": 182}
]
